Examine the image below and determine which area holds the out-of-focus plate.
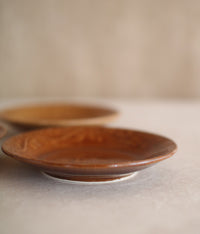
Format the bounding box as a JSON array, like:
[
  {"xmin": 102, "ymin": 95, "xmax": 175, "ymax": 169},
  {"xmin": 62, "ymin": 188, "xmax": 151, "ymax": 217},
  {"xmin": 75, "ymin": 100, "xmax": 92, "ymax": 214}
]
[
  {"xmin": 0, "ymin": 125, "xmax": 7, "ymax": 139},
  {"xmin": 2, "ymin": 127, "xmax": 177, "ymax": 183},
  {"xmin": 0, "ymin": 103, "xmax": 118, "ymax": 129}
]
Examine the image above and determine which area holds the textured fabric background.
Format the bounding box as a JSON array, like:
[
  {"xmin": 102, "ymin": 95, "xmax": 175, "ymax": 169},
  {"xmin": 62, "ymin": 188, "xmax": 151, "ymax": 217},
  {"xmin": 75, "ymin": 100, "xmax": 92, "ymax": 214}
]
[{"xmin": 0, "ymin": 0, "xmax": 200, "ymax": 98}]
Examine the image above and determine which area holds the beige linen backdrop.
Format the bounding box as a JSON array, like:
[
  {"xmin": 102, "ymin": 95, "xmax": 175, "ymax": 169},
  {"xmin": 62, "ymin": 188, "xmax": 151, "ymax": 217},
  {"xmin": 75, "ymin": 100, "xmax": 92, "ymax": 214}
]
[{"xmin": 0, "ymin": 0, "xmax": 200, "ymax": 98}]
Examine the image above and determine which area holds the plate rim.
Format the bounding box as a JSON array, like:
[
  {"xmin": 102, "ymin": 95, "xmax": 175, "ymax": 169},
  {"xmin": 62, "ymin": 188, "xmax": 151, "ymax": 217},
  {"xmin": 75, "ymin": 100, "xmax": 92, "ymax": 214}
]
[{"xmin": 1, "ymin": 126, "xmax": 177, "ymax": 171}]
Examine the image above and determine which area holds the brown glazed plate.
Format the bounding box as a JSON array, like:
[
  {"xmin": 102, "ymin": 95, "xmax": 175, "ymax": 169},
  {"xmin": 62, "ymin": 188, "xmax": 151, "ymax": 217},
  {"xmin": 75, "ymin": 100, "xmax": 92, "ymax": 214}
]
[
  {"xmin": 2, "ymin": 127, "xmax": 177, "ymax": 184},
  {"xmin": 0, "ymin": 103, "xmax": 118, "ymax": 129}
]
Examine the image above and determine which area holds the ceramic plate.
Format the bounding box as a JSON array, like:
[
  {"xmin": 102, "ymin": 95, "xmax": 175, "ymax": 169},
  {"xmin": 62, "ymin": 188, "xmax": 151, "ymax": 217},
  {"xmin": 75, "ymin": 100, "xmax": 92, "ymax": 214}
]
[
  {"xmin": 2, "ymin": 127, "xmax": 177, "ymax": 183},
  {"xmin": 0, "ymin": 103, "xmax": 118, "ymax": 128}
]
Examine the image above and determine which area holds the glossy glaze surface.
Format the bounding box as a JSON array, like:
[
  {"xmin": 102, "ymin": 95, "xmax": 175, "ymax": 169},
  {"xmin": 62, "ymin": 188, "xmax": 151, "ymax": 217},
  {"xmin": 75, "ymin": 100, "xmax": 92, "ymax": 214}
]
[
  {"xmin": 0, "ymin": 103, "xmax": 118, "ymax": 128},
  {"xmin": 2, "ymin": 127, "xmax": 177, "ymax": 182}
]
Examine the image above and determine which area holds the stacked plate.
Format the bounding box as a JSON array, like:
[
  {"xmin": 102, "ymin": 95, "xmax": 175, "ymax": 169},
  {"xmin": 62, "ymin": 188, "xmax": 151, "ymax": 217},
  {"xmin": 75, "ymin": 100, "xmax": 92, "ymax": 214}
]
[
  {"xmin": 0, "ymin": 102, "xmax": 177, "ymax": 184},
  {"xmin": 0, "ymin": 125, "xmax": 7, "ymax": 139}
]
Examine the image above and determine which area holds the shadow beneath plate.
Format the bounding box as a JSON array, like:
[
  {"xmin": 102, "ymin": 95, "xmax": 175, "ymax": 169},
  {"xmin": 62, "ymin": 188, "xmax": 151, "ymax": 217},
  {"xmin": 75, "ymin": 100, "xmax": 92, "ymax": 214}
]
[{"xmin": 0, "ymin": 150, "xmax": 175, "ymax": 202}]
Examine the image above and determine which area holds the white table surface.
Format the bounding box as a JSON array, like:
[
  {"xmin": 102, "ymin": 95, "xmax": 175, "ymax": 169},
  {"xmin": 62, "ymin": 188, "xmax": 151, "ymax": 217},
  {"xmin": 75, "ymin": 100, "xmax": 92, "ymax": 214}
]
[{"xmin": 0, "ymin": 99, "xmax": 200, "ymax": 234}]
